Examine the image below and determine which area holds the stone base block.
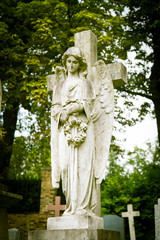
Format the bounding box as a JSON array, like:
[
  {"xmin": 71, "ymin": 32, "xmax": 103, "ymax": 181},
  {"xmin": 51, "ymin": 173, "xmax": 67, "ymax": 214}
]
[
  {"xmin": 28, "ymin": 229, "xmax": 120, "ymax": 240},
  {"xmin": 47, "ymin": 215, "xmax": 104, "ymax": 230}
]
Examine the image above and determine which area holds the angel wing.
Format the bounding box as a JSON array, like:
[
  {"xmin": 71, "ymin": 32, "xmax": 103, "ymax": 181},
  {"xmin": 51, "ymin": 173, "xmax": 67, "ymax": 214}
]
[
  {"xmin": 50, "ymin": 67, "xmax": 65, "ymax": 189},
  {"xmin": 91, "ymin": 60, "xmax": 114, "ymax": 183}
]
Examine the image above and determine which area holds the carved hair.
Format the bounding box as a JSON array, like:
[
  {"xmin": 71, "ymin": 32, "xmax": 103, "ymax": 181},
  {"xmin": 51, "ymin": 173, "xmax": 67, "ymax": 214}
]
[{"xmin": 62, "ymin": 47, "xmax": 87, "ymax": 74}]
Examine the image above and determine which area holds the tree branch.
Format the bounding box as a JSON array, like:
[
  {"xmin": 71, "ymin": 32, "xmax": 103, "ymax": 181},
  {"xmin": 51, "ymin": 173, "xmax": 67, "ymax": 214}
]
[{"xmin": 118, "ymin": 88, "xmax": 153, "ymax": 101}]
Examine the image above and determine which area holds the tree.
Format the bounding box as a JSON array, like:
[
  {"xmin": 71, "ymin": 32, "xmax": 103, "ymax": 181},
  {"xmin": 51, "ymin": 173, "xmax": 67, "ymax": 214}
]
[
  {"xmin": 102, "ymin": 144, "xmax": 160, "ymax": 239},
  {"xmin": 8, "ymin": 136, "xmax": 50, "ymax": 178},
  {"xmin": 111, "ymin": 0, "xmax": 160, "ymax": 144},
  {"xmin": 1, "ymin": 0, "xmax": 160, "ymax": 178},
  {"xmin": 0, "ymin": 0, "xmax": 127, "ymax": 177}
]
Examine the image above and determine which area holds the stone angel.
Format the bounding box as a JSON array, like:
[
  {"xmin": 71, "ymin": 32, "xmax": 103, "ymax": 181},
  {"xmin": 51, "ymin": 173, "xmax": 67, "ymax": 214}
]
[{"xmin": 51, "ymin": 47, "xmax": 114, "ymax": 217}]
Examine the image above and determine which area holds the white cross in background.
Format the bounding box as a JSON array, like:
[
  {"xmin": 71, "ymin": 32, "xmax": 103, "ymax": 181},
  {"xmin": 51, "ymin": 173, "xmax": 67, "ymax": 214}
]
[{"xmin": 122, "ymin": 204, "xmax": 140, "ymax": 240}]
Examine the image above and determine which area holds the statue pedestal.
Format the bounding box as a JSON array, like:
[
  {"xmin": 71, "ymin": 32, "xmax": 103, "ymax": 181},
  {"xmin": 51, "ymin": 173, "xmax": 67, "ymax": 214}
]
[
  {"xmin": 47, "ymin": 215, "xmax": 104, "ymax": 230},
  {"xmin": 28, "ymin": 216, "xmax": 120, "ymax": 240},
  {"xmin": 28, "ymin": 229, "xmax": 120, "ymax": 240}
]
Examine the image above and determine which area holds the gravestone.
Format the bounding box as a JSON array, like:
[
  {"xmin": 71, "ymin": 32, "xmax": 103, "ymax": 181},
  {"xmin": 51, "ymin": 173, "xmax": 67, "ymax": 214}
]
[
  {"xmin": 29, "ymin": 29, "xmax": 126, "ymax": 240},
  {"xmin": 155, "ymin": 198, "xmax": 160, "ymax": 240},
  {"xmin": 103, "ymin": 215, "xmax": 125, "ymax": 240},
  {"xmin": 48, "ymin": 196, "xmax": 66, "ymax": 216},
  {"xmin": 122, "ymin": 204, "xmax": 140, "ymax": 240},
  {"xmin": 48, "ymin": 30, "xmax": 127, "ymax": 219},
  {"xmin": 9, "ymin": 228, "xmax": 24, "ymax": 240}
]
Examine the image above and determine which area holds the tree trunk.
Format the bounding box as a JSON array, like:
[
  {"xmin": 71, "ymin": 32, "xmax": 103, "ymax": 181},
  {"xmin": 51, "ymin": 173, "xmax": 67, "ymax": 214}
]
[
  {"xmin": 153, "ymin": 98, "xmax": 160, "ymax": 145},
  {"xmin": 150, "ymin": 27, "xmax": 160, "ymax": 146},
  {"xmin": 0, "ymin": 100, "xmax": 19, "ymax": 178}
]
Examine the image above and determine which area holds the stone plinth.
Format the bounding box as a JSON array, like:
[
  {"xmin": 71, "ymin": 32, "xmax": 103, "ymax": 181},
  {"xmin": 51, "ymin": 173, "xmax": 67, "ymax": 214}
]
[
  {"xmin": 28, "ymin": 229, "xmax": 120, "ymax": 240},
  {"xmin": 47, "ymin": 215, "xmax": 104, "ymax": 230},
  {"xmin": 155, "ymin": 198, "xmax": 160, "ymax": 240},
  {"xmin": 0, "ymin": 185, "xmax": 22, "ymax": 240}
]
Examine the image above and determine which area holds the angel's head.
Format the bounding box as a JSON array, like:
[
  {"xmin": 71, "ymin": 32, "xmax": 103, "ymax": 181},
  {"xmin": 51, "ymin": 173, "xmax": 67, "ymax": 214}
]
[{"xmin": 62, "ymin": 47, "xmax": 87, "ymax": 75}]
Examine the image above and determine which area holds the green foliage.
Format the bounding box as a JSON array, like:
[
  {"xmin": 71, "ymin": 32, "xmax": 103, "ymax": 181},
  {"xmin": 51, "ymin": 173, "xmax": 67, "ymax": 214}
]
[
  {"xmin": 8, "ymin": 135, "xmax": 50, "ymax": 178},
  {"xmin": 102, "ymin": 144, "xmax": 160, "ymax": 239},
  {"xmin": 0, "ymin": 0, "xmax": 131, "ymax": 176}
]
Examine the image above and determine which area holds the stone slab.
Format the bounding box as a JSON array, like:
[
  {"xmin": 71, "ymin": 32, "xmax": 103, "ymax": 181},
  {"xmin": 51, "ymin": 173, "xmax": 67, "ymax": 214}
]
[
  {"xmin": 155, "ymin": 198, "xmax": 160, "ymax": 240},
  {"xmin": 28, "ymin": 229, "xmax": 120, "ymax": 240},
  {"xmin": 9, "ymin": 228, "xmax": 25, "ymax": 240},
  {"xmin": 47, "ymin": 215, "xmax": 104, "ymax": 230},
  {"xmin": 103, "ymin": 215, "xmax": 125, "ymax": 240}
]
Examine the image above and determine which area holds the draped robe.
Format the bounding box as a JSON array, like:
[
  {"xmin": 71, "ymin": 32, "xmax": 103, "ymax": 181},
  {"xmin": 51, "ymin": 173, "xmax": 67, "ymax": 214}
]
[{"xmin": 51, "ymin": 76, "xmax": 97, "ymax": 216}]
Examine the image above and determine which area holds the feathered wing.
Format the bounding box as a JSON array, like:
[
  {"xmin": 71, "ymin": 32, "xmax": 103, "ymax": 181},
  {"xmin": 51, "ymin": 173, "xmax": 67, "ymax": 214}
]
[
  {"xmin": 91, "ymin": 60, "xmax": 114, "ymax": 183},
  {"xmin": 51, "ymin": 67, "xmax": 65, "ymax": 189}
]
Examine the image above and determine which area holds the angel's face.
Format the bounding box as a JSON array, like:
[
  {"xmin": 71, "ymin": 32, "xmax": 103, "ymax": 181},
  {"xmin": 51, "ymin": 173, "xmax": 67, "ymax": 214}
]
[{"xmin": 66, "ymin": 56, "xmax": 80, "ymax": 74}]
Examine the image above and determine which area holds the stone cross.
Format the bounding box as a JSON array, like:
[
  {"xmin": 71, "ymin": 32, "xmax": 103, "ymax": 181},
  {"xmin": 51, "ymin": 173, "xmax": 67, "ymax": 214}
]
[
  {"xmin": 122, "ymin": 204, "xmax": 140, "ymax": 240},
  {"xmin": 47, "ymin": 30, "xmax": 127, "ymax": 92},
  {"xmin": 48, "ymin": 196, "xmax": 66, "ymax": 217},
  {"xmin": 47, "ymin": 30, "xmax": 127, "ymax": 217},
  {"xmin": 155, "ymin": 198, "xmax": 160, "ymax": 240}
]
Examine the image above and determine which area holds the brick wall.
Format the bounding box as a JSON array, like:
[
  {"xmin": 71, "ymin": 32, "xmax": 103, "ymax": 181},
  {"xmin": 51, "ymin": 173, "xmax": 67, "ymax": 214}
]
[{"xmin": 8, "ymin": 168, "xmax": 57, "ymax": 240}]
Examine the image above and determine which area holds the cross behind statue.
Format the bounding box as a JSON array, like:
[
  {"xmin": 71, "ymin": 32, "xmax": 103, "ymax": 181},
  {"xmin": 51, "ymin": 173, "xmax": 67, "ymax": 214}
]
[{"xmin": 48, "ymin": 196, "xmax": 66, "ymax": 217}]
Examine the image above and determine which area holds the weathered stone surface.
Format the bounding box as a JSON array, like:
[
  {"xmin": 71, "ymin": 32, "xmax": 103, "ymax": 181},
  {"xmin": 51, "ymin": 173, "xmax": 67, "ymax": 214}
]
[
  {"xmin": 107, "ymin": 62, "xmax": 127, "ymax": 88},
  {"xmin": 28, "ymin": 229, "xmax": 120, "ymax": 240},
  {"xmin": 155, "ymin": 198, "xmax": 160, "ymax": 240},
  {"xmin": 47, "ymin": 74, "xmax": 55, "ymax": 92},
  {"xmin": 47, "ymin": 215, "xmax": 104, "ymax": 230},
  {"xmin": 50, "ymin": 30, "xmax": 116, "ymax": 218},
  {"xmin": 9, "ymin": 228, "xmax": 25, "ymax": 240},
  {"xmin": 75, "ymin": 30, "xmax": 97, "ymax": 69}
]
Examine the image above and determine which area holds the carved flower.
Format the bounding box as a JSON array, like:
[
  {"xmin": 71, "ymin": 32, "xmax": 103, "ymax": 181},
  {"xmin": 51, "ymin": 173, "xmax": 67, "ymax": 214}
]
[{"xmin": 63, "ymin": 117, "xmax": 88, "ymax": 147}]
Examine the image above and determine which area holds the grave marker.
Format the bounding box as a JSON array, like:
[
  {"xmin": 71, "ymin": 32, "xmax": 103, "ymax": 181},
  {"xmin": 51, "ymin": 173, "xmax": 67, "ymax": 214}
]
[
  {"xmin": 48, "ymin": 196, "xmax": 66, "ymax": 217},
  {"xmin": 155, "ymin": 198, "xmax": 160, "ymax": 240},
  {"xmin": 103, "ymin": 215, "xmax": 125, "ymax": 240},
  {"xmin": 122, "ymin": 204, "xmax": 140, "ymax": 240},
  {"xmin": 8, "ymin": 228, "xmax": 24, "ymax": 240}
]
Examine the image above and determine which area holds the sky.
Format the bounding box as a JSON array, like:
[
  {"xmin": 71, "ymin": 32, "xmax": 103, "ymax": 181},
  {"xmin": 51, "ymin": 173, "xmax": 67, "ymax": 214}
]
[
  {"xmin": 124, "ymin": 115, "xmax": 157, "ymax": 151},
  {"xmin": 113, "ymin": 93, "xmax": 158, "ymax": 153}
]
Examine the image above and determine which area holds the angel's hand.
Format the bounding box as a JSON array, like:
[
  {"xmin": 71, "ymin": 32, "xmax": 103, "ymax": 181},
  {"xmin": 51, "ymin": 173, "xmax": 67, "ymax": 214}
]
[
  {"xmin": 96, "ymin": 177, "xmax": 103, "ymax": 184},
  {"xmin": 67, "ymin": 103, "xmax": 83, "ymax": 115},
  {"xmin": 60, "ymin": 109, "xmax": 68, "ymax": 124}
]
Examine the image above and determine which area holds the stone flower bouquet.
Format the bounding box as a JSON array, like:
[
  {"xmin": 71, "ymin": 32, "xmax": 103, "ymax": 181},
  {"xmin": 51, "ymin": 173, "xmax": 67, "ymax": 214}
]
[{"xmin": 64, "ymin": 115, "xmax": 88, "ymax": 147}]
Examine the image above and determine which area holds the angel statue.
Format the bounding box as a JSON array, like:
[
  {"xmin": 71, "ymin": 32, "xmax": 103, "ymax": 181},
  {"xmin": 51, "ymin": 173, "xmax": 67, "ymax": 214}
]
[{"xmin": 51, "ymin": 46, "xmax": 114, "ymax": 217}]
